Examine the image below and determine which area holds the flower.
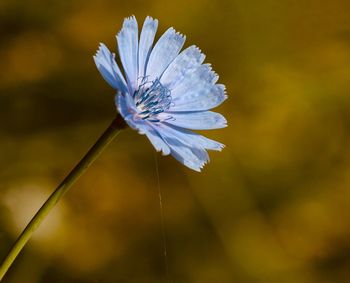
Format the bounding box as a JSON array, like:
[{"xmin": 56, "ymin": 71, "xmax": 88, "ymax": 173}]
[{"xmin": 94, "ymin": 16, "xmax": 227, "ymax": 171}]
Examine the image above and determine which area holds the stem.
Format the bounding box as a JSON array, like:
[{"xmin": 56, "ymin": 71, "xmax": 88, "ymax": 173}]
[{"xmin": 0, "ymin": 115, "xmax": 126, "ymax": 281}]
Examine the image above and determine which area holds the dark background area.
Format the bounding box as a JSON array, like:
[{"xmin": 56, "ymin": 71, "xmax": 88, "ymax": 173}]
[{"xmin": 1, "ymin": 0, "xmax": 350, "ymax": 282}]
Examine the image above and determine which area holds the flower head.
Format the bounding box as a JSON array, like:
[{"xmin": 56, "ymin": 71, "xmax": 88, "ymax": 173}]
[{"xmin": 94, "ymin": 16, "xmax": 227, "ymax": 171}]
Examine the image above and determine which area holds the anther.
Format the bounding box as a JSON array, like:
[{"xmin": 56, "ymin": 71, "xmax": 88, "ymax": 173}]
[{"xmin": 134, "ymin": 78, "xmax": 172, "ymax": 121}]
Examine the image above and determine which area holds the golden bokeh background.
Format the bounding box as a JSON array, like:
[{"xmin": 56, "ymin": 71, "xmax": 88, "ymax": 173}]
[{"xmin": 1, "ymin": 0, "xmax": 350, "ymax": 282}]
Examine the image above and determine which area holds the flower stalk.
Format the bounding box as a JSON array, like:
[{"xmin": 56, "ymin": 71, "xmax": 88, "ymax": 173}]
[{"xmin": 0, "ymin": 115, "xmax": 126, "ymax": 281}]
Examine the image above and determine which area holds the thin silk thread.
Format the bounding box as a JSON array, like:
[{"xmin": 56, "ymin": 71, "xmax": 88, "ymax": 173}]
[{"xmin": 154, "ymin": 153, "xmax": 170, "ymax": 283}]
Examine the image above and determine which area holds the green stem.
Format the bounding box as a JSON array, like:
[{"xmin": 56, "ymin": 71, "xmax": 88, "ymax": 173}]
[{"xmin": 0, "ymin": 115, "xmax": 126, "ymax": 281}]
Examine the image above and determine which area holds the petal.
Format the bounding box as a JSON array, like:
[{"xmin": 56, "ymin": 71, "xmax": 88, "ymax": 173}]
[
  {"xmin": 170, "ymin": 64, "xmax": 219, "ymax": 99},
  {"xmin": 93, "ymin": 43, "xmax": 128, "ymax": 93},
  {"xmin": 155, "ymin": 122, "xmax": 225, "ymax": 171},
  {"xmin": 146, "ymin": 27, "xmax": 185, "ymax": 81},
  {"xmin": 162, "ymin": 111, "xmax": 227, "ymax": 130},
  {"xmin": 145, "ymin": 127, "xmax": 171, "ymax": 155},
  {"xmin": 138, "ymin": 16, "xmax": 158, "ymax": 79},
  {"xmin": 161, "ymin": 123, "xmax": 225, "ymax": 151},
  {"xmin": 170, "ymin": 144, "xmax": 208, "ymax": 172},
  {"xmin": 170, "ymin": 84, "xmax": 227, "ymax": 112},
  {"xmin": 160, "ymin": 45, "xmax": 205, "ymax": 88},
  {"xmin": 117, "ymin": 16, "xmax": 139, "ymax": 92},
  {"xmin": 116, "ymin": 93, "xmax": 137, "ymax": 128},
  {"xmin": 156, "ymin": 128, "xmax": 208, "ymax": 171}
]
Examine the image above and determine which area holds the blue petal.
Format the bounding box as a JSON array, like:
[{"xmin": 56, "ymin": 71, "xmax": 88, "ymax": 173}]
[
  {"xmin": 144, "ymin": 123, "xmax": 172, "ymax": 155},
  {"xmin": 160, "ymin": 123, "xmax": 225, "ymax": 151},
  {"xmin": 160, "ymin": 45, "xmax": 205, "ymax": 88},
  {"xmin": 170, "ymin": 145, "xmax": 208, "ymax": 172},
  {"xmin": 117, "ymin": 16, "xmax": 139, "ymax": 92},
  {"xmin": 146, "ymin": 27, "xmax": 185, "ymax": 81},
  {"xmin": 145, "ymin": 127, "xmax": 171, "ymax": 155},
  {"xmin": 163, "ymin": 111, "xmax": 227, "ymax": 130},
  {"xmin": 116, "ymin": 93, "xmax": 137, "ymax": 129},
  {"xmin": 170, "ymin": 64, "xmax": 219, "ymax": 98},
  {"xmin": 170, "ymin": 84, "xmax": 227, "ymax": 112},
  {"xmin": 94, "ymin": 43, "xmax": 128, "ymax": 93},
  {"xmin": 138, "ymin": 16, "xmax": 158, "ymax": 79},
  {"xmin": 165, "ymin": 138, "xmax": 208, "ymax": 171},
  {"xmin": 153, "ymin": 121, "xmax": 228, "ymax": 171},
  {"xmin": 155, "ymin": 127, "xmax": 208, "ymax": 171}
]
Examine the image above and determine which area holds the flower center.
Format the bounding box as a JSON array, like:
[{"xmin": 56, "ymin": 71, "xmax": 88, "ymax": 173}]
[{"xmin": 133, "ymin": 78, "xmax": 172, "ymax": 122}]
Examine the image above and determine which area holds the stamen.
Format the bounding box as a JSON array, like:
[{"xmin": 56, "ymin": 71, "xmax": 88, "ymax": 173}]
[{"xmin": 134, "ymin": 78, "xmax": 172, "ymax": 121}]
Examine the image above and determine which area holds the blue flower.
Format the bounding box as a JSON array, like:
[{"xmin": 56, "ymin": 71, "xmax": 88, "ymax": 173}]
[{"xmin": 94, "ymin": 16, "xmax": 227, "ymax": 171}]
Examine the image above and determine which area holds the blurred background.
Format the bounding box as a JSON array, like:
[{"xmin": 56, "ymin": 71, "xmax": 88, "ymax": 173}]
[{"xmin": 1, "ymin": 0, "xmax": 350, "ymax": 282}]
